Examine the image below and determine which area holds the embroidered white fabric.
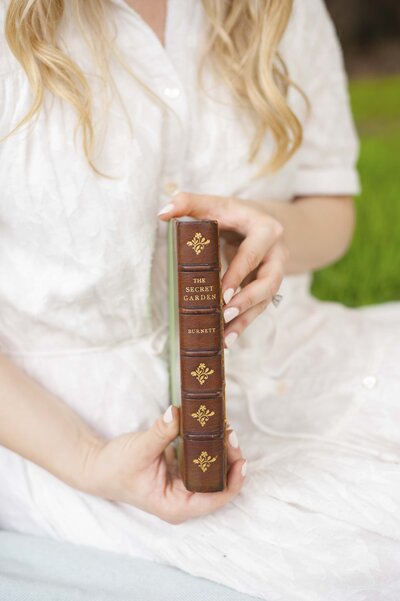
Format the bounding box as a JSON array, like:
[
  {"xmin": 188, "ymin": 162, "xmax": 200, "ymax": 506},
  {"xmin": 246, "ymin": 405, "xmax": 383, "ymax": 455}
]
[{"xmin": 1, "ymin": 1, "xmax": 400, "ymax": 599}]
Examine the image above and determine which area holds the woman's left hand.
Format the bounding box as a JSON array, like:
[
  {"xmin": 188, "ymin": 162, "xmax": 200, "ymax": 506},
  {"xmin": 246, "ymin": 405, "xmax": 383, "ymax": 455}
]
[{"xmin": 158, "ymin": 191, "xmax": 288, "ymax": 347}]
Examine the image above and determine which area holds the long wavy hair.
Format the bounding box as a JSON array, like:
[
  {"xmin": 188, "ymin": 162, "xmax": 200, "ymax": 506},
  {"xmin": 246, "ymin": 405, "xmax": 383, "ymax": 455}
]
[{"xmin": 4, "ymin": 0, "xmax": 304, "ymax": 175}]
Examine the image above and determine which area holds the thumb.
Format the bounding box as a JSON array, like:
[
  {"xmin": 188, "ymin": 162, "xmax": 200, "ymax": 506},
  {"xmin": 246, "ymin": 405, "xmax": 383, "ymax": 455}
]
[{"xmin": 140, "ymin": 405, "xmax": 180, "ymax": 463}]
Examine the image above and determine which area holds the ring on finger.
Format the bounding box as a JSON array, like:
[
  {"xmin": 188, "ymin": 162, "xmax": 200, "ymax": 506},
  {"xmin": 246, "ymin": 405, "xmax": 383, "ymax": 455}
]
[{"xmin": 271, "ymin": 293, "xmax": 283, "ymax": 308}]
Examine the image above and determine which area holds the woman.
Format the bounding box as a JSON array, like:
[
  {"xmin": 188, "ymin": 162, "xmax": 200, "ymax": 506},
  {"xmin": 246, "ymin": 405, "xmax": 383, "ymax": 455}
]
[{"xmin": 1, "ymin": 0, "xmax": 399, "ymax": 599}]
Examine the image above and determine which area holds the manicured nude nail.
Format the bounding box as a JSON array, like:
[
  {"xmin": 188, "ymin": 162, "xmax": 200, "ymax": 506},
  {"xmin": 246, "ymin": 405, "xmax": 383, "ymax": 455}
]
[
  {"xmin": 225, "ymin": 332, "xmax": 238, "ymax": 348},
  {"xmin": 163, "ymin": 405, "xmax": 173, "ymax": 423},
  {"xmin": 228, "ymin": 429, "xmax": 239, "ymax": 448},
  {"xmin": 223, "ymin": 288, "xmax": 234, "ymax": 304},
  {"xmin": 157, "ymin": 203, "xmax": 174, "ymax": 216},
  {"xmin": 241, "ymin": 460, "xmax": 247, "ymax": 477},
  {"xmin": 224, "ymin": 307, "xmax": 239, "ymax": 323}
]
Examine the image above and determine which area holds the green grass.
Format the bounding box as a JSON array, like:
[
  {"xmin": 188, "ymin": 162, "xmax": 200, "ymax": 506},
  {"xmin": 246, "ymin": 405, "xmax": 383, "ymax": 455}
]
[{"xmin": 311, "ymin": 76, "xmax": 400, "ymax": 306}]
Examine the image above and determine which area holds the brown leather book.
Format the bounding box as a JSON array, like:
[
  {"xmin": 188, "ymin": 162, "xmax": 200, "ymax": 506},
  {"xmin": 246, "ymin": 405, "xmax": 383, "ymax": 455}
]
[{"xmin": 168, "ymin": 218, "xmax": 227, "ymax": 492}]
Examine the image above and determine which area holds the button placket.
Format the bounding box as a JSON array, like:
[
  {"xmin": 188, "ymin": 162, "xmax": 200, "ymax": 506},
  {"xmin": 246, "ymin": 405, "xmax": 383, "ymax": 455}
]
[
  {"xmin": 158, "ymin": 76, "xmax": 188, "ymax": 205},
  {"xmin": 159, "ymin": 109, "xmax": 187, "ymax": 210},
  {"xmin": 110, "ymin": 0, "xmax": 189, "ymax": 131},
  {"xmin": 113, "ymin": 0, "xmax": 191, "ymax": 211},
  {"xmin": 157, "ymin": 0, "xmax": 190, "ymax": 210}
]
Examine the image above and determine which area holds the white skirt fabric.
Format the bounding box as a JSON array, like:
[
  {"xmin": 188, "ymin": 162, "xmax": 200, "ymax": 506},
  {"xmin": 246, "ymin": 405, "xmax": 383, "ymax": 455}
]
[
  {"xmin": 1, "ymin": 273, "xmax": 400, "ymax": 601},
  {"xmin": 0, "ymin": 2, "xmax": 398, "ymax": 596}
]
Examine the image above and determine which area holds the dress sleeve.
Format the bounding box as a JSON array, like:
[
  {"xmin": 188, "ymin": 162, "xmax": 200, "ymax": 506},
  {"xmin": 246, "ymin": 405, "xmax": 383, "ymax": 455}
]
[{"xmin": 283, "ymin": 0, "xmax": 361, "ymax": 197}]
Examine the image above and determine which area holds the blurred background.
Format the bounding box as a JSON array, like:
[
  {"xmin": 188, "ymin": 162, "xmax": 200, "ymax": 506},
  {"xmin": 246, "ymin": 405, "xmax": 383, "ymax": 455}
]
[{"xmin": 311, "ymin": 0, "xmax": 400, "ymax": 306}]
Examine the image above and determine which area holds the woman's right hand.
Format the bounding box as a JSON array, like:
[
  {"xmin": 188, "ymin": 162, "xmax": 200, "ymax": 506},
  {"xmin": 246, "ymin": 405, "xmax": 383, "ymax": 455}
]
[{"xmin": 83, "ymin": 405, "xmax": 246, "ymax": 524}]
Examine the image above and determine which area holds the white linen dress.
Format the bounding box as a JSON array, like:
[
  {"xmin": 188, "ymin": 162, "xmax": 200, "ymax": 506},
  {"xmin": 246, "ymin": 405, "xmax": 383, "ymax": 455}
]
[{"xmin": 1, "ymin": 0, "xmax": 400, "ymax": 599}]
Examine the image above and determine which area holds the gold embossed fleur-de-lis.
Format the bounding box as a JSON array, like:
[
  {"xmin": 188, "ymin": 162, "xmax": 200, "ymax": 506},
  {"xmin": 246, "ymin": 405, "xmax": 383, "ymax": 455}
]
[
  {"xmin": 186, "ymin": 232, "xmax": 210, "ymax": 255},
  {"xmin": 190, "ymin": 363, "xmax": 214, "ymax": 386},
  {"xmin": 193, "ymin": 451, "xmax": 217, "ymax": 473},
  {"xmin": 191, "ymin": 404, "xmax": 215, "ymax": 427}
]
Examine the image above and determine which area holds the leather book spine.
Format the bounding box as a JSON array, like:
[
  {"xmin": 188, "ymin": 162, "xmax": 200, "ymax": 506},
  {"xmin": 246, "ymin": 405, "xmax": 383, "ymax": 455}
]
[{"xmin": 175, "ymin": 220, "xmax": 227, "ymax": 493}]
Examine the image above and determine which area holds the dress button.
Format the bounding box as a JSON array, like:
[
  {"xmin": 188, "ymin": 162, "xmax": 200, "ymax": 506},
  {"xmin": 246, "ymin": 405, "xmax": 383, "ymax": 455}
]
[
  {"xmin": 163, "ymin": 86, "xmax": 181, "ymax": 99},
  {"xmin": 163, "ymin": 181, "xmax": 179, "ymax": 195},
  {"xmin": 362, "ymin": 375, "xmax": 377, "ymax": 389},
  {"xmin": 275, "ymin": 380, "xmax": 287, "ymax": 394}
]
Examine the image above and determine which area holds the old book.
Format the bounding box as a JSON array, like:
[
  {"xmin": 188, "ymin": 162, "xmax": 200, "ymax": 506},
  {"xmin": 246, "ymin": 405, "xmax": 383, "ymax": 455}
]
[{"xmin": 168, "ymin": 218, "xmax": 227, "ymax": 492}]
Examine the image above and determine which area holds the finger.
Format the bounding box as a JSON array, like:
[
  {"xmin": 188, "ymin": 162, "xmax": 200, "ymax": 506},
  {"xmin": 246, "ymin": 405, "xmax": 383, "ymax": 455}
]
[
  {"xmin": 165, "ymin": 444, "xmax": 178, "ymax": 472},
  {"xmin": 139, "ymin": 405, "xmax": 180, "ymax": 464},
  {"xmin": 162, "ymin": 456, "xmax": 246, "ymax": 523},
  {"xmin": 220, "ymin": 230, "xmax": 244, "ymax": 246},
  {"xmin": 221, "ymin": 221, "xmax": 282, "ymax": 302},
  {"xmin": 157, "ymin": 192, "xmax": 256, "ymax": 235},
  {"xmin": 223, "ymin": 262, "xmax": 283, "ymax": 324},
  {"xmin": 165, "ymin": 444, "xmax": 177, "ymax": 464},
  {"xmin": 157, "ymin": 191, "xmax": 215, "ymax": 221},
  {"xmin": 222, "ymin": 241, "xmax": 238, "ymax": 265},
  {"xmin": 223, "ymin": 245, "xmax": 258, "ymax": 287},
  {"xmin": 165, "ymin": 444, "xmax": 179, "ymax": 478},
  {"xmin": 185, "ymin": 458, "xmax": 246, "ymax": 519},
  {"xmin": 223, "ymin": 299, "xmax": 270, "ymax": 344},
  {"xmin": 226, "ymin": 426, "xmax": 244, "ymax": 465}
]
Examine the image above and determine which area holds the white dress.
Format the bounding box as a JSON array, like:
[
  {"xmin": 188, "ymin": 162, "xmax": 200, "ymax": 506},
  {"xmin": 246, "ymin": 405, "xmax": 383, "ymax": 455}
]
[{"xmin": 1, "ymin": 0, "xmax": 400, "ymax": 599}]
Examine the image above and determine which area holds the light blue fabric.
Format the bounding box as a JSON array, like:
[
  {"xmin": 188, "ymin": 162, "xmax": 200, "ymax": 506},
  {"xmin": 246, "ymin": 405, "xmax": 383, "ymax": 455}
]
[{"xmin": 0, "ymin": 531, "xmax": 258, "ymax": 601}]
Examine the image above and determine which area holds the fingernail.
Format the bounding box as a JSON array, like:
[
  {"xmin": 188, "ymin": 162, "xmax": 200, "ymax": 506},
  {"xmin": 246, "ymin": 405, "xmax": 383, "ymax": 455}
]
[
  {"xmin": 224, "ymin": 307, "xmax": 239, "ymax": 323},
  {"xmin": 225, "ymin": 332, "xmax": 238, "ymax": 348},
  {"xmin": 223, "ymin": 288, "xmax": 234, "ymax": 304},
  {"xmin": 241, "ymin": 460, "xmax": 247, "ymax": 477},
  {"xmin": 158, "ymin": 203, "xmax": 174, "ymax": 216},
  {"xmin": 163, "ymin": 405, "xmax": 173, "ymax": 423},
  {"xmin": 228, "ymin": 429, "xmax": 239, "ymax": 448}
]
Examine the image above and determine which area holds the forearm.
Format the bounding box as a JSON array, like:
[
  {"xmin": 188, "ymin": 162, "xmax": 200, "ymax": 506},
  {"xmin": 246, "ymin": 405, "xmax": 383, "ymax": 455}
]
[
  {"xmin": 261, "ymin": 196, "xmax": 355, "ymax": 274},
  {"xmin": 0, "ymin": 352, "xmax": 104, "ymax": 491}
]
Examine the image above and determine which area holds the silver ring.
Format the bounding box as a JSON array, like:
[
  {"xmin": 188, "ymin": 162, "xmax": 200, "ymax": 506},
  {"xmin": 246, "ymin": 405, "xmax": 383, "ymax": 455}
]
[{"xmin": 271, "ymin": 294, "xmax": 283, "ymax": 308}]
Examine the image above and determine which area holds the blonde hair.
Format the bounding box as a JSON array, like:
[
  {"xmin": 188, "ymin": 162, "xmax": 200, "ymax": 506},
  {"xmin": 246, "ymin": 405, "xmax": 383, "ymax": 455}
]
[{"xmin": 5, "ymin": 0, "xmax": 303, "ymax": 175}]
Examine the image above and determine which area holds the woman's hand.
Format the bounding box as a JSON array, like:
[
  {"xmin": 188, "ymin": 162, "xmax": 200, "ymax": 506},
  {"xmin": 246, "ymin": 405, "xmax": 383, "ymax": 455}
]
[
  {"xmin": 0, "ymin": 353, "xmax": 244, "ymax": 524},
  {"xmin": 158, "ymin": 191, "xmax": 288, "ymax": 347},
  {"xmin": 84, "ymin": 405, "xmax": 246, "ymax": 524}
]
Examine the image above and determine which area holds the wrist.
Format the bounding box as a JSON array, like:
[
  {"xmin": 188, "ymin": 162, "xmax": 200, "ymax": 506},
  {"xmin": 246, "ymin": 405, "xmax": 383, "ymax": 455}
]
[
  {"xmin": 67, "ymin": 429, "xmax": 107, "ymax": 495},
  {"xmin": 261, "ymin": 199, "xmax": 292, "ymax": 224},
  {"xmin": 244, "ymin": 197, "xmax": 293, "ymax": 231}
]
